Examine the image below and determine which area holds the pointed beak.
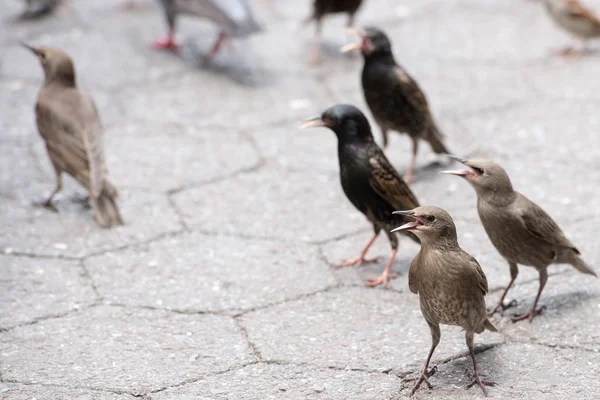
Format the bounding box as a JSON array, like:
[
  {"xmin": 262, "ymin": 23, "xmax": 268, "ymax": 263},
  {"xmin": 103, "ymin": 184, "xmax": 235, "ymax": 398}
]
[
  {"xmin": 440, "ymin": 169, "xmax": 471, "ymax": 177},
  {"xmin": 391, "ymin": 210, "xmax": 422, "ymax": 233},
  {"xmin": 340, "ymin": 27, "xmax": 363, "ymax": 53},
  {"xmin": 446, "ymin": 154, "xmax": 468, "ymax": 164},
  {"xmin": 299, "ymin": 116, "xmax": 326, "ymax": 129},
  {"xmin": 20, "ymin": 42, "xmax": 38, "ymax": 55}
]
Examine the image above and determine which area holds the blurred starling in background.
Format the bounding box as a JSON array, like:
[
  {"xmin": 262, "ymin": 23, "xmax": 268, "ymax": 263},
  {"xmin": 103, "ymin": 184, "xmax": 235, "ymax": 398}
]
[
  {"xmin": 342, "ymin": 27, "xmax": 449, "ymax": 183},
  {"xmin": 544, "ymin": 0, "xmax": 600, "ymax": 55},
  {"xmin": 443, "ymin": 157, "xmax": 596, "ymax": 322},
  {"xmin": 24, "ymin": 44, "xmax": 124, "ymax": 228},
  {"xmin": 17, "ymin": 0, "xmax": 59, "ymax": 20},
  {"xmin": 153, "ymin": 0, "xmax": 262, "ymax": 56},
  {"xmin": 302, "ymin": 104, "xmax": 419, "ymax": 287},
  {"xmin": 392, "ymin": 206, "xmax": 497, "ymax": 395}
]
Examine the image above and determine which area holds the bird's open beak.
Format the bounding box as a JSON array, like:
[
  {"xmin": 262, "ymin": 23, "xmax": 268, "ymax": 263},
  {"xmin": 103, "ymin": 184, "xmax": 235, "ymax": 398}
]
[
  {"xmin": 440, "ymin": 154, "xmax": 473, "ymax": 177},
  {"xmin": 390, "ymin": 210, "xmax": 424, "ymax": 233},
  {"xmin": 340, "ymin": 27, "xmax": 363, "ymax": 53},
  {"xmin": 299, "ymin": 116, "xmax": 326, "ymax": 129},
  {"xmin": 20, "ymin": 42, "xmax": 38, "ymax": 55}
]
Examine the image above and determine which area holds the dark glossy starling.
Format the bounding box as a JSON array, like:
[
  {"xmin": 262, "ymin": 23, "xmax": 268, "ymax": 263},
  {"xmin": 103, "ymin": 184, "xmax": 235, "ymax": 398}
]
[
  {"xmin": 392, "ymin": 206, "xmax": 497, "ymax": 395},
  {"xmin": 17, "ymin": 0, "xmax": 59, "ymax": 20},
  {"xmin": 153, "ymin": 0, "xmax": 262, "ymax": 56},
  {"xmin": 342, "ymin": 27, "xmax": 449, "ymax": 183},
  {"xmin": 302, "ymin": 104, "xmax": 419, "ymax": 287},
  {"xmin": 23, "ymin": 44, "xmax": 124, "ymax": 229},
  {"xmin": 306, "ymin": 0, "xmax": 364, "ymax": 64},
  {"xmin": 443, "ymin": 157, "xmax": 596, "ymax": 322}
]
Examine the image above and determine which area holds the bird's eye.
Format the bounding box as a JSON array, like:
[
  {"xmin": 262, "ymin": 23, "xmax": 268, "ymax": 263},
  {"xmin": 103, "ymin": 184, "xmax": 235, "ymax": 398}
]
[
  {"xmin": 426, "ymin": 215, "xmax": 435, "ymax": 222},
  {"xmin": 473, "ymin": 167, "xmax": 484, "ymax": 175}
]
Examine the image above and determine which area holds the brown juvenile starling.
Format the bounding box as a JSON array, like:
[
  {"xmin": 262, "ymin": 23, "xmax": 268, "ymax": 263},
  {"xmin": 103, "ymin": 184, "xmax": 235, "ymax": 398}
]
[
  {"xmin": 544, "ymin": 0, "xmax": 600, "ymax": 55},
  {"xmin": 341, "ymin": 27, "xmax": 449, "ymax": 183},
  {"xmin": 153, "ymin": 0, "xmax": 262, "ymax": 56},
  {"xmin": 392, "ymin": 206, "xmax": 497, "ymax": 395},
  {"xmin": 302, "ymin": 104, "xmax": 419, "ymax": 287},
  {"xmin": 306, "ymin": 0, "xmax": 364, "ymax": 64},
  {"xmin": 443, "ymin": 157, "xmax": 596, "ymax": 322},
  {"xmin": 24, "ymin": 44, "xmax": 124, "ymax": 229}
]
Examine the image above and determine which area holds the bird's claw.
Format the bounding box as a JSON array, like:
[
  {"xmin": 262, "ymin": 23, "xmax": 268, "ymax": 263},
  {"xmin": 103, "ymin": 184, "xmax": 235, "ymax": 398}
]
[
  {"xmin": 407, "ymin": 366, "xmax": 438, "ymax": 395},
  {"xmin": 33, "ymin": 199, "xmax": 58, "ymax": 213},
  {"xmin": 488, "ymin": 299, "xmax": 518, "ymax": 315},
  {"xmin": 466, "ymin": 374, "xmax": 496, "ymax": 396},
  {"xmin": 366, "ymin": 272, "xmax": 397, "ymax": 287},
  {"xmin": 152, "ymin": 37, "xmax": 180, "ymax": 52},
  {"xmin": 511, "ymin": 305, "xmax": 546, "ymax": 323},
  {"xmin": 337, "ymin": 256, "xmax": 379, "ymax": 268}
]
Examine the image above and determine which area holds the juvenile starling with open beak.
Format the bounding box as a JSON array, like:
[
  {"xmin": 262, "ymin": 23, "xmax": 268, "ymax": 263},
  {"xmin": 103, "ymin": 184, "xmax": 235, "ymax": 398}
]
[
  {"xmin": 543, "ymin": 0, "xmax": 600, "ymax": 56},
  {"xmin": 24, "ymin": 44, "xmax": 124, "ymax": 229},
  {"xmin": 342, "ymin": 27, "xmax": 449, "ymax": 183},
  {"xmin": 443, "ymin": 157, "xmax": 596, "ymax": 322},
  {"xmin": 153, "ymin": 0, "xmax": 262, "ymax": 57},
  {"xmin": 392, "ymin": 206, "xmax": 497, "ymax": 395},
  {"xmin": 302, "ymin": 104, "xmax": 419, "ymax": 287},
  {"xmin": 305, "ymin": 0, "xmax": 364, "ymax": 64}
]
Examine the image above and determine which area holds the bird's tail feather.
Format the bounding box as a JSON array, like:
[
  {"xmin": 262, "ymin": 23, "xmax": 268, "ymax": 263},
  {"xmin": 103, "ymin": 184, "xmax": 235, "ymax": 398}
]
[
  {"xmin": 426, "ymin": 123, "xmax": 450, "ymax": 155},
  {"xmin": 91, "ymin": 188, "xmax": 124, "ymax": 229},
  {"xmin": 484, "ymin": 318, "xmax": 498, "ymax": 332},
  {"xmin": 570, "ymin": 255, "xmax": 597, "ymax": 277}
]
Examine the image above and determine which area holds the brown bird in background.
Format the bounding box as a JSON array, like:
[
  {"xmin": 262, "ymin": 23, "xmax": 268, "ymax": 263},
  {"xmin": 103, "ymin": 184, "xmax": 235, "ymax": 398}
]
[
  {"xmin": 342, "ymin": 27, "xmax": 449, "ymax": 183},
  {"xmin": 23, "ymin": 44, "xmax": 124, "ymax": 229},
  {"xmin": 302, "ymin": 104, "xmax": 419, "ymax": 287},
  {"xmin": 392, "ymin": 206, "xmax": 497, "ymax": 395},
  {"xmin": 544, "ymin": 0, "xmax": 600, "ymax": 55},
  {"xmin": 443, "ymin": 157, "xmax": 596, "ymax": 322},
  {"xmin": 306, "ymin": 0, "xmax": 364, "ymax": 64}
]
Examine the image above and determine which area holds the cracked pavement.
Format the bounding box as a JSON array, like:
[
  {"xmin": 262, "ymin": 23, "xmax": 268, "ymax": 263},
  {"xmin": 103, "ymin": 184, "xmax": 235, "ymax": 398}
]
[{"xmin": 1, "ymin": 0, "xmax": 600, "ymax": 399}]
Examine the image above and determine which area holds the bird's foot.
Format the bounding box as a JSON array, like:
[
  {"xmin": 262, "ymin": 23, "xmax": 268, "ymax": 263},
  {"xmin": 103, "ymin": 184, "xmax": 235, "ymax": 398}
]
[
  {"xmin": 406, "ymin": 366, "xmax": 437, "ymax": 395},
  {"xmin": 488, "ymin": 299, "xmax": 518, "ymax": 316},
  {"xmin": 33, "ymin": 199, "xmax": 58, "ymax": 213},
  {"xmin": 556, "ymin": 46, "xmax": 583, "ymax": 58},
  {"xmin": 337, "ymin": 256, "xmax": 379, "ymax": 268},
  {"xmin": 366, "ymin": 271, "xmax": 398, "ymax": 287},
  {"xmin": 402, "ymin": 172, "xmax": 415, "ymax": 184},
  {"xmin": 511, "ymin": 305, "xmax": 546, "ymax": 323},
  {"xmin": 152, "ymin": 37, "xmax": 180, "ymax": 51},
  {"xmin": 466, "ymin": 373, "xmax": 496, "ymax": 395}
]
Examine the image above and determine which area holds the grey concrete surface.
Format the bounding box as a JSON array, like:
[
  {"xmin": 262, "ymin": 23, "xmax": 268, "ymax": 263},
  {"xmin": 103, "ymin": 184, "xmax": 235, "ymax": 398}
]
[{"xmin": 1, "ymin": 0, "xmax": 600, "ymax": 399}]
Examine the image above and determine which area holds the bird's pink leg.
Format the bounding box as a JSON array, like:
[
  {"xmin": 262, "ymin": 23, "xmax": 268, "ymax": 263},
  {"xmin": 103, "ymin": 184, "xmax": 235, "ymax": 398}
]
[
  {"xmin": 338, "ymin": 233, "xmax": 380, "ymax": 267},
  {"xmin": 366, "ymin": 248, "xmax": 398, "ymax": 287},
  {"xmin": 152, "ymin": 28, "xmax": 180, "ymax": 51},
  {"xmin": 208, "ymin": 32, "xmax": 229, "ymax": 57}
]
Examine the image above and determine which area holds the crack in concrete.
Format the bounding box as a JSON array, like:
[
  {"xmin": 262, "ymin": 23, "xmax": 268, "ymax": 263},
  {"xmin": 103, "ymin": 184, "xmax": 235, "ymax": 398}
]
[
  {"xmin": 0, "ymin": 302, "xmax": 101, "ymax": 333},
  {"xmin": 233, "ymin": 316, "xmax": 263, "ymax": 363},
  {"xmin": 0, "ymin": 379, "xmax": 143, "ymax": 398}
]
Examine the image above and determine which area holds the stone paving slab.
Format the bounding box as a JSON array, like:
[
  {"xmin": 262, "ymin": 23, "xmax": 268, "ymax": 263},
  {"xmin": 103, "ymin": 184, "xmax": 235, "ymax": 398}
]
[
  {"xmin": 0, "ymin": 256, "xmax": 97, "ymax": 330},
  {"xmin": 0, "ymin": 384, "xmax": 134, "ymax": 400},
  {"xmin": 85, "ymin": 232, "xmax": 336, "ymax": 313},
  {"xmin": 239, "ymin": 287, "xmax": 503, "ymax": 372},
  {"xmin": 0, "ymin": 306, "xmax": 253, "ymax": 394}
]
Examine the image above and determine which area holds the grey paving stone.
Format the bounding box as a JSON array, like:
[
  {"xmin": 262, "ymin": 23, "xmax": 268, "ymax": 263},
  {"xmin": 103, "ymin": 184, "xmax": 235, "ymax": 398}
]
[
  {"xmin": 0, "ymin": 256, "xmax": 97, "ymax": 330},
  {"xmin": 0, "ymin": 383, "xmax": 133, "ymax": 400},
  {"xmin": 172, "ymin": 165, "xmax": 367, "ymax": 243},
  {"xmin": 528, "ymin": 59, "xmax": 600, "ymax": 102},
  {"xmin": 152, "ymin": 363, "xmax": 400, "ymax": 400},
  {"xmin": 0, "ymin": 81, "xmax": 38, "ymax": 145},
  {"xmin": 395, "ymin": 343, "xmax": 600, "ymax": 399},
  {"xmin": 103, "ymin": 121, "xmax": 261, "ymax": 192},
  {"xmin": 85, "ymin": 232, "xmax": 336, "ymax": 313},
  {"xmin": 488, "ymin": 271, "xmax": 600, "ymax": 351},
  {"xmin": 0, "ymin": 306, "xmax": 253, "ymax": 394},
  {"xmin": 0, "ymin": 187, "xmax": 182, "ymax": 258},
  {"xmin": 239, "ymin": 287, "xmax": 503, "ymax": 372}
]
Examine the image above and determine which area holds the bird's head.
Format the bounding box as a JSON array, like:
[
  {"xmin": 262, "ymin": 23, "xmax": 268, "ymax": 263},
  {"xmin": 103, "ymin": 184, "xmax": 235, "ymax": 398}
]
[
  {"xmin": 300, "ymin": 104, "xmax": 373, "ymax": 142},
  {"xmin": 21, "ymin": 44, "xmax": 76, "ymax": 86},
  {"xmin": 391, "ymin": 206, "xmax": 457, "ymax": 244},
  {"xmin": 341, "ymin": 27, "xmax": 392, "ymax": 58},
  {"xmin": 442, "ymin": 156, "xmax": 515, "ymax": 202}
]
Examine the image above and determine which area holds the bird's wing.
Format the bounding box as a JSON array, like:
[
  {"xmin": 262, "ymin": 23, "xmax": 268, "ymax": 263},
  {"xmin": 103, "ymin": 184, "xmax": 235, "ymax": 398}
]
[
  {"xmin": 408, "ymin": 258, "xmax": 419, "ymax": 294},
  {"xmin": 36, "ymin": 90, "xmax": 105, "ymax": 198},
  {"xmin": 367, "ymin": 147, "xmax": 419, "ymax": 209},
  {"xmin": 463, "ymin": 254, "xmax": 489, "ymax": 295},
  {"xmin": 515, "ymin": 193, "xmax": 580, "ymax": 254},
  {"xmin": 392, "ymin": 65, "xmax": 431, "ymax": 116},
  {"xmin": 565, "ymin": 0, "xmax": 600, "ymax": 25}
]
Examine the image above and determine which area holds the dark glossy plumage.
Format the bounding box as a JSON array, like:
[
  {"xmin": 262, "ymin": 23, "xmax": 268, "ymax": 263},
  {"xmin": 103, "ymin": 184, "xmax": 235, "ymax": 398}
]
[
  {"xmin": 307, "ymin": 104, "xmax": 419, "ymax": 286},
  {"xmin": 310, "ymin": 0, "xmax": 363, "ymax": 20},
  {"xmin": 357, "ymin": 27, "xmax": 448, "ymax": 181}
]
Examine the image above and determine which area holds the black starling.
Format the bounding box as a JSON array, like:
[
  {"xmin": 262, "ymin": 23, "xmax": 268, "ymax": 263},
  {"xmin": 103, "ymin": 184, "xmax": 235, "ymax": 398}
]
[
  {"xmin": 23, "ymin": 44, "xmax": 124, "ymax": 228},
  {"xmin": 342, "ymin": 27, "xmax": 449, "ymax": 183},
  {"xmin": 302, "ymin": 104, "xmax": 419, "ymax": 287},
  {"xmin": 306, "ymin": 0, "xmax": 364, "ymax": 64},
  {"xmin": 153, "ymin": 0, "xmax": 262, "ymax": 56},
  {"xmin": 17, "ymin": 0, "xmax": 59, "ymax": 20},
  {"xmin": 443, "ymin": 157, "xmax": 596, "ymax": 322},
  {"xmin": 392, "ymin": 206, "xmax": 497, "ymax": 395}
]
